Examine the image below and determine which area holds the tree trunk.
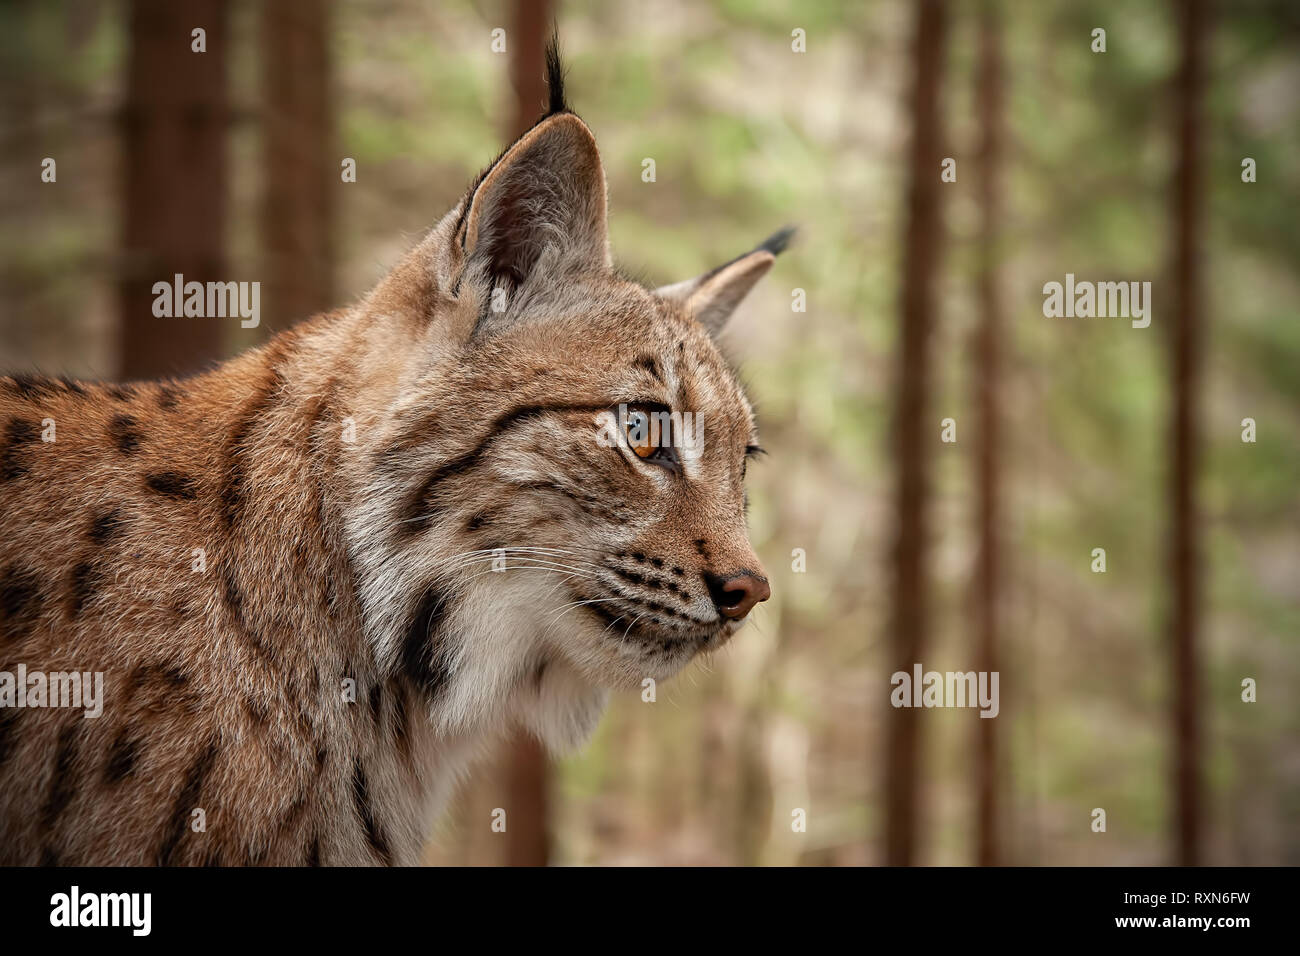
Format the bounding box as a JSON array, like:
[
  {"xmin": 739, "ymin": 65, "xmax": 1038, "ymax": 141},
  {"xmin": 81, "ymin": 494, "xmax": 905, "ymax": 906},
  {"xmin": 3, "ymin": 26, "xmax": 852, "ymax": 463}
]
[
  {"xmin": 883, "ymin": 0, "xmax": 947, "ymax": 867},
  {"xmin": 118, "ymin": 0, "xmax": 229, "ymax": 378},
  {"xmin": 503, "ymin": 730, "xmax": 550, "ymax": 866},
  {"xmin": 508, "ymin": 0, "xmax": 553, "ymax": 141},
  {"xmin": 501, "ymin": 0, "xmax": 555, "ymax": 868},
  {"xmin": 972, "ymin": 0, "xmax": 1004, "ymax": 868},
  {"xmin": 261, "ymin": 0, "xmax": 334, "ymax": 334},
  {"xmin": 1167, "ymin": 0, "xmax": 1207, "ymax": 868}
]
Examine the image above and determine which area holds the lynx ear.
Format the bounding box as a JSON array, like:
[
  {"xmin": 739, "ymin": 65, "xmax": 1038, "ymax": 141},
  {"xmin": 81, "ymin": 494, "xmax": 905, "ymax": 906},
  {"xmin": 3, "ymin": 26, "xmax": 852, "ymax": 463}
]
[
  {"xmin": 656, "ymin": 227, "xmax": 794, "ymax": 336},
  {"xmin": 458, "ymin": 112, "xmax": 609, "ymax": 293}
]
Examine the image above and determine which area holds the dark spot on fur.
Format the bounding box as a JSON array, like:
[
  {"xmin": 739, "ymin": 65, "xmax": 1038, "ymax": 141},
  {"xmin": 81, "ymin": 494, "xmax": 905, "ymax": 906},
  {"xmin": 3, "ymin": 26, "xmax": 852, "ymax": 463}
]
[
  {"xmin": 221, "ymin": 369, "xmax": 282, "ymax": 529},
  {"xmin": 109, "ymin": 414, "xmax": 142, "ymax": 454},
  {"xmin": 6, "ymin": 374, "xmax": 58, "ymax": 400},
  {"xmin": 156, "ymin": 741, "xmax": 218, "ymax": 865},
  {"xmin": 67, "ymin": 561, "xmax": 100, "ymax": 616},
  {"xmin": 145, "ymin": 471, "xmax": 197, "ymax": 499},
  {"xmin": 368, "ymin": 683, "xmax": 382, "ymax": 722},
  {"xmin": 672, "ymin": 566, "xmax": 685, "ymax": 576},
  {"xmin": 352, "ymin": 758, "xmax": 393, "ymax": 865},
  {"xmin": 632, "ymin": 552, "xmax": 645, "ymax": 563},
  {"xmin": 391, "ymin": 683, "xmax": 413, "ymax": 768},
  {"xmin": 121, "ymin": 663, "xmax": 199, "ymax": 720},
  {"xmin": 243, "ymin": 695, "xmax": 270, "ymax": 726},
  {"xmin": 41, "ymin": 722, "xmax": 80, "ymax": 831},
  {"xmin": 1, "ymin": 417, "xmax": 39, "ymax": 482},
  {"xmin": 585, "ymin": 601, "xmax": 627, "ymax": 632},
  {"xmin": 105, "ymin": 384, "xmax": 135, "ymax": 402},
  {"xmin": 466, "ymin": 511, "xmax": 491, "ymax": 531},
  {"xmin": 221, "ymin": 568, "xmax": 278, "ymax": 669},
  {"xmin": 125, "ymin": 663, "xmax": 190, "ymax": 701},
  {"xmin": 104, "ymin": 730, "xmax": 139, "ymax": 783},
  {"xmin": 0, "ymin": 565, "xmax": 42, "ymax": 643},
  {"xmin": 637, "ymin": 355, "xmax": 662, "ymax": 382},
  {"xmin": 159, "ymin": 665, "xmax": 189, "ymax": 688},
  {"xmin": 221, "ymin": 566, "xmax": 243, "ymax": 616},
  {"xmin": 0, "ymin": 708, "xmax": 20, "ymax": 770},
  {"xmin": 402, "ymin": 588, "xmax": 453, "ymax": 698},
  {"xmin": 88, "ymin": 508, "xmax": 124, "ymax": 544},
  {"xmin": 614, "ymin": 566, "xmax": 646, "ymax": 586},
  {"xmin": 650, "ymin": 557, "xmax": 664, "ymax": 569},
  {"xmin": 157, "ymin": 385, "xmax": 181, "ymax": 410},
  {"xmin": 306, "ymin": 835, "xmax": 322, "ymax": 866}
]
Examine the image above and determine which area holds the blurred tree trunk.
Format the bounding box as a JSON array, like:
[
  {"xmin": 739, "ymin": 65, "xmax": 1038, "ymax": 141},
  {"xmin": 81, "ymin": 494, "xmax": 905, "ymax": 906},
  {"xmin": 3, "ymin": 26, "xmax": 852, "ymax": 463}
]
[
  {"xmin": 1167, "ymin": 0, "xmax": 1207, "ymax": 867},
  {"xmin": 882, "ymin": 0, "xmax": 947, "ymax": 867},
  {"xmin": 733, "ymin": 684, "xmax": 774, "ymax": 865},
  {"xmin": 504, "ymin": 732, "xmax": 549, "ymax": 866},
  {"xmin": 117, "ymin": 0, "xmax": 229, "ymax": 378},
  {"xmin": 502, "ymin": 0, "xmax": 554, "ymax": 868},
  {"xmin": 508, "ymin": 0, "xmax": 553, "ymax": 141},
  {"xmin": 0, "ymin": 0, "xmax": 41, "ymax": 361},
  {"xmin": 972, "ymin": 0, "xmax": 1004, "ymax": 868},
  {"xmin": 261, "ymin": 0, "xmax": 334, "ymax": 334}
]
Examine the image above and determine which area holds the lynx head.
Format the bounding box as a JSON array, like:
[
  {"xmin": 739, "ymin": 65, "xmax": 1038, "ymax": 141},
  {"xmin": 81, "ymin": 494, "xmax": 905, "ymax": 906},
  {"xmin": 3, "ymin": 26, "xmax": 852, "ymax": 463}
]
[{"xmin": 349, "ymin": 41, "xmax": 786, "ymax": 745}]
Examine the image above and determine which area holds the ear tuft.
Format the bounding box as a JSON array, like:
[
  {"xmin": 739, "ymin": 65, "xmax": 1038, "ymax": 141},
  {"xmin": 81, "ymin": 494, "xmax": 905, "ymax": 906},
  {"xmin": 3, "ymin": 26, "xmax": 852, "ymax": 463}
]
[
  {"xmin": 754, "ymin": 225, "xmax": 796, "ymax": 258},
  {"xmin": 545, "ymin": 32, "xmax": 568, "ymax": 116},
  {"xmin": 655, "ymin": 227, "xmax": 795, "ymax": 336}
]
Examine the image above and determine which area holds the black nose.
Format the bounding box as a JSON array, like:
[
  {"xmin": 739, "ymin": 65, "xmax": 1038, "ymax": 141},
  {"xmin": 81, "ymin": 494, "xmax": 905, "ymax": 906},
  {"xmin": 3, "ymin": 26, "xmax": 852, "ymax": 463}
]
[{"xmin": 704, "ymin": 572, "xmax": 771, "ymax": 621}]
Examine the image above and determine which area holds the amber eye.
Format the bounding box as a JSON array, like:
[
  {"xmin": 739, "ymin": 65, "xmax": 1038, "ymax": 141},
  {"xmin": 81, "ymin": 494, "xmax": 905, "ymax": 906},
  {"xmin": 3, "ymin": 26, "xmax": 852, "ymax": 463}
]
[
  {"xmin": 624, "ymin": 406, "xmax": 656, "ymax": 457},
  {"xmin": 620, "ymin": 403, "xmax": 680, "ymax": 472}
]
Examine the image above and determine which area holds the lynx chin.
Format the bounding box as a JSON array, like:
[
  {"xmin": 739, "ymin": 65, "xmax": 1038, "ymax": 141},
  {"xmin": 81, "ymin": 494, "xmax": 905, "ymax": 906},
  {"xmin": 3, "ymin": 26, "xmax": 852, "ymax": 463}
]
[{"xmin": 0, "ymin": 39, "xmax": 785, "ymax": 865}]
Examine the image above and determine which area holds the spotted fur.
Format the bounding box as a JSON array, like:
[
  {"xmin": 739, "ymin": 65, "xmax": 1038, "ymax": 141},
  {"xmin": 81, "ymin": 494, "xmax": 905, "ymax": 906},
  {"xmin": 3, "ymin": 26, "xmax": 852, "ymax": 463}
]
[{"xmin": 0, "ymin": 41, "xmax": 782, "ymax": 865}]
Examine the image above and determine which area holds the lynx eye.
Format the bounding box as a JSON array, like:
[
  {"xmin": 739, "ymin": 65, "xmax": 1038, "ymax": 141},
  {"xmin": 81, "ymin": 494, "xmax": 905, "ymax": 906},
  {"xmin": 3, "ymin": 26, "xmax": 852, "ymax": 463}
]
[{"xmin": 620, "ymin": 402, "xmax": 680, "ymax": 472}]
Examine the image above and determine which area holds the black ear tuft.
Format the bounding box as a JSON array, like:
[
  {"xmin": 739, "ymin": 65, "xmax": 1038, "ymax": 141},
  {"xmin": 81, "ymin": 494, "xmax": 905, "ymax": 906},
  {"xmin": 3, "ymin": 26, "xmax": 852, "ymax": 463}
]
[
  {"xmin": 545, "ymin": 32, "xmax": 569, "ymax": 116},
  {"xmin": 755, "ymin": 225, "xmax": 796, "ymax": 257}
]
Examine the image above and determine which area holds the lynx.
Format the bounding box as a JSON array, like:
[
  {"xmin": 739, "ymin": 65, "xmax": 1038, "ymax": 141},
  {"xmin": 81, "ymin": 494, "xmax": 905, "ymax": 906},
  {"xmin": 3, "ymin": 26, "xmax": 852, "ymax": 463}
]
[{"xmin": 0, "ymin": 43, "xmax": 784, "ymax": 865}]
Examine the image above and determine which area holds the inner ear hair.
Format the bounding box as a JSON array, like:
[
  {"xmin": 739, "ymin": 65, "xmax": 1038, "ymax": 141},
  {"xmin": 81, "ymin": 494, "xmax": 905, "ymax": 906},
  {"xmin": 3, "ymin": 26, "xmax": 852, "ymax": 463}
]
[{"xmin": 657, "ymin": 227, "xmax": 795, "ymax": 336}]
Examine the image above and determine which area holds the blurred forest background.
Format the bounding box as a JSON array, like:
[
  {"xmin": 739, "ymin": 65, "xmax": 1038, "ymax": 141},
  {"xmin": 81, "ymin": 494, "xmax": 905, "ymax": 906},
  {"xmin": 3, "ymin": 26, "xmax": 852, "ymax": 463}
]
[{"xmin": 1, "ymin": 0, "xmax": 1297, "ymax": 865}]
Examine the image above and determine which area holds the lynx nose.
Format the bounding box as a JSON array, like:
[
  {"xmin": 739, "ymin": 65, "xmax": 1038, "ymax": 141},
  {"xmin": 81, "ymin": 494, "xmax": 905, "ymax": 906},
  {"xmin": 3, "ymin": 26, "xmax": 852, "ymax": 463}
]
[{"xmin": 706, "ymin": 572, "xmax": 771, "ymax": 621}]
